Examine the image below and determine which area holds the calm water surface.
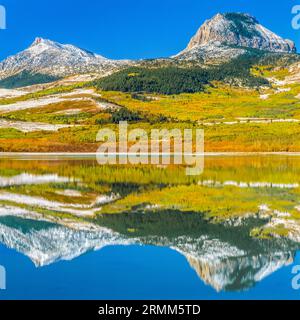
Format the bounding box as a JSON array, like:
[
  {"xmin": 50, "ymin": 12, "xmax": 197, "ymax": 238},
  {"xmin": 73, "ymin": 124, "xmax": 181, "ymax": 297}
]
[{"xmin": 0, "ymin": 155, "xmax": 299, "ymax": 300}]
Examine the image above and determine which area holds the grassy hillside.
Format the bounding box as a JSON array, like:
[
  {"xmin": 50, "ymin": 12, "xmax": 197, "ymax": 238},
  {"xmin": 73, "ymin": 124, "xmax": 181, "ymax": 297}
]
[
  {"xmin": 0, "ymin": 54, "xmax": 300, "ymax": 152},
  {"xmin": 99, "ymin": 81, "xmax": 300, "ymax": 122}
]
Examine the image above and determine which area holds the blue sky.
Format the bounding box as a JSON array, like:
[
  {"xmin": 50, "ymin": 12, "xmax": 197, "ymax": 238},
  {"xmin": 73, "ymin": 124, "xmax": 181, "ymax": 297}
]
[{"xmin": 0, "ymin": 0, "xmax": 299, "ymax": 61}]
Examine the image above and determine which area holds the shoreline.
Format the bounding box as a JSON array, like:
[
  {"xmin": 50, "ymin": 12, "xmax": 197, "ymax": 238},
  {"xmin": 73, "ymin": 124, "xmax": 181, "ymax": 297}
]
[{"xmin": 1, "ymin": 151, "xmax": 300, "ymax": 159}]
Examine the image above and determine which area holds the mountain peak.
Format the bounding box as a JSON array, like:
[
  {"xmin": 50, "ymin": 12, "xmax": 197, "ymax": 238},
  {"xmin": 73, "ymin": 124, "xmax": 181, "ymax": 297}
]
[
  {"xmin": 184, "ymin": 12, "xmax": 296, "ymax": 54},
  {"xmin": 223, "ymin": 12, "xmax": 258, "ymax": 24},
  {"xmin": 31, "ymin": 37, "xmax": 47, "ymax": 46},
  {"xmin": 30, "ymin": 37, "xmax": 59, "ymax": 48},
  {"xmin": 0, "ymin": 37, "xmax": 125, "ymax": 81},
  {"xmin": 27, "ymin": 37, "xmax": 108, "ymax": 60}
]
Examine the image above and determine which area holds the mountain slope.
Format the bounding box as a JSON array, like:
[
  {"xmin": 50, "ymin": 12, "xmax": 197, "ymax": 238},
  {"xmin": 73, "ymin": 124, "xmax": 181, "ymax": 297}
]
[
  {"xmin": 0, "ymin": 38, "xmax": 128, "ymax": 82},
  {"xmin": 175, "ymin": 13, "xmax": 296, "ymax": 63},
  {"xmin": 0, "ymin": 13, "xmax": 298, "ymax": 89}
]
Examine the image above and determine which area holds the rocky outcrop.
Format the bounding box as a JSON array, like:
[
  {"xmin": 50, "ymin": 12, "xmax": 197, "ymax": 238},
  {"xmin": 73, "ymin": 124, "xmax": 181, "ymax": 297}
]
[
  {"xmin": 185, "ymin": 13, "xmax": 296, "ymax": 53},
  {"xmin": 175, "ymin": 13, "xmax": 296, "ymax": 62}
]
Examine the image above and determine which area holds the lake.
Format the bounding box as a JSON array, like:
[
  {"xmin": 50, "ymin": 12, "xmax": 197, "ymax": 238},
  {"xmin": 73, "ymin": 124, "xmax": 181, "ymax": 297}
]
[{"xmin": 0, "ymin": 155, "xmax": 300, "ymax": 300}]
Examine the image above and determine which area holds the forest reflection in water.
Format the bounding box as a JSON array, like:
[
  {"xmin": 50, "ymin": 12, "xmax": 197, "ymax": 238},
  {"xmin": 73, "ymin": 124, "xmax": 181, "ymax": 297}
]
[{"xmin": 0, "ymin": 155, "xmax": 300, "ymax": 296}]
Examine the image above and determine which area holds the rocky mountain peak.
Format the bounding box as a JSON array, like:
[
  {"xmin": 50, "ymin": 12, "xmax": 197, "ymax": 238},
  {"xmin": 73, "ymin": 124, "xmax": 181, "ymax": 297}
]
[
  {"xmin": 31, "ymin": 37, "xmax": 48, "ymax": 46},
  {"xmin": 0, "ymin": 37, "xmax": 127, "ymax": 80},
  {"xmin": 184, "ymin": 12, "xmax": 296, "ymax": 54}
]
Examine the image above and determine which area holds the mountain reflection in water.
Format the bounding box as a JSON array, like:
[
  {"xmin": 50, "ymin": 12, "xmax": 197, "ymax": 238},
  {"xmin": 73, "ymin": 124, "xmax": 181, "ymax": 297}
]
[{"xmin": 0, "ymin": 156, "xmax": 300, "ymax": 295}]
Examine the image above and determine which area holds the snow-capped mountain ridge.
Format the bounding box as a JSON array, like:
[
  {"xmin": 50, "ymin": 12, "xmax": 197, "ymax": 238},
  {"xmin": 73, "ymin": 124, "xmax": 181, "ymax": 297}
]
[
  {"xmin": 0, "ymin": 37, "xmax": 128, "ymax": 80},
  {"xmin": 28, "ymin": 37, "xmax": 107, "ymax": 60}
]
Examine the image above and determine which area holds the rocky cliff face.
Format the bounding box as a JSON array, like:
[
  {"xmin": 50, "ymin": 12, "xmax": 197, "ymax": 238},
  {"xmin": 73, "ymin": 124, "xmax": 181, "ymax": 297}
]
[
  {"xmin": 175, "ymin": 13, "xmax": 296, "ymax": 62},
  {"xmin": 186, "ymin": 13, "xmax": 296, "ymax": 53}
]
